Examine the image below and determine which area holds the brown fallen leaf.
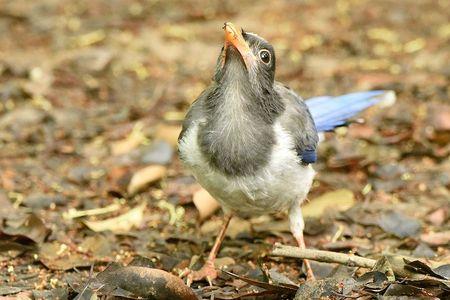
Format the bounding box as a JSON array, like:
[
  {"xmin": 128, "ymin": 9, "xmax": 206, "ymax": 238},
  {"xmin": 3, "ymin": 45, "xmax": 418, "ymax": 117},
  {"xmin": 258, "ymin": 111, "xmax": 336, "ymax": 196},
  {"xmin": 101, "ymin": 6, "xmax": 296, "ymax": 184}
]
[
  {"xmin": 127, "ymin": 165, "xmax": 167, "ymax": 195},
  {"xmin": 201, "ymin": 217, "xmax": 251, "ymax": 239},
  {"xmin": 302, "ymin": 189, "xmax": 355, "ymax": 218},
  {"xmin": 94, "ymin": 265, "xmax": 197, "ymax": 300},
  {"xmin": 0, "ymin": 190, "xmax": 14, "ymax": 220},
  {"xmin": 378, "ymin": 210, "xmax": 421, "ymax": 238},
  {"xmin": 39, "ymin": 241, "xmax": 92, "ymax": 270},
  {"xmin": 192, "ymin": 187, "xmax": 220, "ymax": 220},
  {"xmin": 427, "ymin": 207, "xmax": 448, "ymax": 227},
  {"xmin": 78, "ymin": 235, "xmax": 114, "ymax": 259},
  {"xmin": 430, "ymin": 104, "xmax": 450, "ymax": 132},
  {"xmin": 83, "ymin": 202, "xmax": 146, "ymax": 233},
  {"xmin": 420, "ymin": 231, "xmax": 450, "ymax": 246},
  {"xmin": 111, "ymin": 122, "xmax": 148, "ymax": 156},
  {"xmin": 154, "ymin": 124, "xmax": 182, "ymax": 147},
  {"xmin": 2, "ymin": 213, "xmax": 50, "ymax": 244},
  {"xmin": 214, "ymin": 256, "xmax": 236, "ymax": 268}
]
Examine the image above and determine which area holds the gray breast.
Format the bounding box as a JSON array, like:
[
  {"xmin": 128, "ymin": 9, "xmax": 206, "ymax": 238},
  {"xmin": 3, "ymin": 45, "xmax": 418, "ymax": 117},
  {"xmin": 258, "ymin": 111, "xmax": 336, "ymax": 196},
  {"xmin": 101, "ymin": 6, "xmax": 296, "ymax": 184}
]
[
  {"xmin": 199, "ymin": 118, "xmax": 275, "ymax": 177},
  {"xmin": 198, "ymin": 82, "xmax": 285, "ymax": 176},
  {"xmin": 196, "ymin": 54, "xmax": 286, "ymax": 177}
]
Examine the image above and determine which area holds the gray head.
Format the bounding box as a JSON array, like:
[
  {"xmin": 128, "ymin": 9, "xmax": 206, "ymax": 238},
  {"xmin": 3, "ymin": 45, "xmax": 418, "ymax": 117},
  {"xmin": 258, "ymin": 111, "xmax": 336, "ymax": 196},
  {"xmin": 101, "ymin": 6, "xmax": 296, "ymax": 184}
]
[
  {"xmin": 214, "ymin": 22, "xmax": 276, "ymax": 99},
  {"xmin": 208, "ymin": 22, "xmax": 283, "ymax": 125}
]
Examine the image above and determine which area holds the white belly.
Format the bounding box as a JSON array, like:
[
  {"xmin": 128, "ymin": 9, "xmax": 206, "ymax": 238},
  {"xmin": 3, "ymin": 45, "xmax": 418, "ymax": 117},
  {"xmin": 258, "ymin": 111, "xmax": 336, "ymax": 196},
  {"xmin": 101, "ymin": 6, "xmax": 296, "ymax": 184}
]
[{"xmin": 178, "ymin": 122, "xmax": 315, "ymax": 217}]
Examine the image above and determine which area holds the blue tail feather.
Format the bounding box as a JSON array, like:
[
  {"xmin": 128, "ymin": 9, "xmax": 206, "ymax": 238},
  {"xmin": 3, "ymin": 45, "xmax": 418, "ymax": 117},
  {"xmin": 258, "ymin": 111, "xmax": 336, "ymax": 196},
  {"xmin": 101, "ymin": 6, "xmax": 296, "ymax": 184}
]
[{"xmin": 306, "ymin": 91, "xmax": 390, "ymax": 132}]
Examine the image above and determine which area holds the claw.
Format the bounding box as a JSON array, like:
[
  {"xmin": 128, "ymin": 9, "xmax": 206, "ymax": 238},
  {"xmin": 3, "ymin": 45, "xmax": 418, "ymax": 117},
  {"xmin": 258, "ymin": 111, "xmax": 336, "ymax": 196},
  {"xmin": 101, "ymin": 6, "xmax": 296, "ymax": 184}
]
[
  {"xmin": 186, "ymin": 274, "xmax": 193, "ymax": 287},
  {"xmin": 181, "ymin": 261, "xmax": 218, "ymax": 286}
]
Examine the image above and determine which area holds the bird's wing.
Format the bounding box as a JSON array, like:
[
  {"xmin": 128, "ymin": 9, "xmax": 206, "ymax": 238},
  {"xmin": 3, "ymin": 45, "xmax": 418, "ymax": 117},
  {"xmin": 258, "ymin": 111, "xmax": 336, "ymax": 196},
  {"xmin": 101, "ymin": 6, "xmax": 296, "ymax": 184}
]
[
  {"xmin": 276, "ymin": 84, "xmax": 396, "ymax": 164},
  {"xmin": 305, "ymin": 90, "xmax": 396, "ymax": 132},
  {"xmin": 275, "ymin": 83, "xmax": 319, "ymax": 164}
]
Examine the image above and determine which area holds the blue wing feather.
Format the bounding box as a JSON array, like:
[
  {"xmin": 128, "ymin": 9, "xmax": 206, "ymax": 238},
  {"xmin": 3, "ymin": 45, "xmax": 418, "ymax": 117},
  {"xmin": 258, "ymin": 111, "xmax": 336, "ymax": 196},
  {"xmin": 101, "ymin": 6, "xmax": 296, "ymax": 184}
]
[{"xmin": 306, "ymin": 91, "xmax": 386, "ymax": 132}]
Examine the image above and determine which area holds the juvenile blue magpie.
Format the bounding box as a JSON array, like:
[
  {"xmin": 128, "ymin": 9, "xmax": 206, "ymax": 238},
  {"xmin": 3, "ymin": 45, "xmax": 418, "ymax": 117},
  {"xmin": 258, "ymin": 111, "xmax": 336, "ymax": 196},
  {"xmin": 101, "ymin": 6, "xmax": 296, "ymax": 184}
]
[{"xmin": 178, "ymin": 22, "xmax": 395, "ymax": 284}]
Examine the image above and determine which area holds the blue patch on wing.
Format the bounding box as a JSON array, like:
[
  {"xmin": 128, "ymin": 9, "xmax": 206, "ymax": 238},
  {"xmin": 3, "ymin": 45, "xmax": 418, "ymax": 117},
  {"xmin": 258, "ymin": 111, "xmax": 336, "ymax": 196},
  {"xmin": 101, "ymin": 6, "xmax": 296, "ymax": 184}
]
[
  {"xmin": 306, "ymin": 91, "xmax": 385, "ymax": 132},
  {"xmin": 298, "ymin": 149, "xmax": 317, "ymax": 164}
]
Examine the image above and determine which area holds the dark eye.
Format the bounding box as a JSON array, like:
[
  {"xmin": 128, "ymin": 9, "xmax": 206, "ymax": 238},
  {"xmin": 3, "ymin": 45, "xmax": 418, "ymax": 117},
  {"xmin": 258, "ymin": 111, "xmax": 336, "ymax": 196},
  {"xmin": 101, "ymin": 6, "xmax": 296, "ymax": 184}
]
[{"xmin": 259, "ymin": 49, "xmax": 271, "ymax": 64}]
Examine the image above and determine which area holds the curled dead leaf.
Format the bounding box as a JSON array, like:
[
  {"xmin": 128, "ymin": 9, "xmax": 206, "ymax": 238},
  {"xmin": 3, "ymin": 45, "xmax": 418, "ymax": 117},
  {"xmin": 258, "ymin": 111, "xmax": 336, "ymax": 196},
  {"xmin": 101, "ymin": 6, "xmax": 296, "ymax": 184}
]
[
  {"xmin": 378, "ymin": 211, "xmax": 421, "ymax": 238},
  {"xmin": 94, "ymin": 265, "xmax": 197, "ymax": 300},
  {"xmin": 111, "ymin": 122, "xmax": 148, "ymax": 156},
  {"xmin": 192, "ymin": 187, "xmax": 220, "ymax": 220},
  {"xmin": 303, "ymin": 189, "xmax": 355, "ymax": 218},
  {"xmin": 155, "ymin": 124, "xmax": 182, "ymax": 147},
  {"xmin": 0, "ymin": 190, "xmax": 14, "ymax": 220},
  {"xmin": 201, "ymin": 217, "xmax": 250, "ymax": 239},
  {"xmin": 127, "ymin": 165, "xmax": 167, "ymax": 195},
  {"xmin": 83, "ymin": 202, "xmax": 146, "ymax": 233},
  {"xmin": 420, "ymin": 231, "xmax": 450, "ymax": 246},
  {"xmin": 2, "ymin": 213, "xmax": 50, "ymax": 244},
  {"xmin": 39, "ymin": 241, "xmax": 92, "ymax": 270}
]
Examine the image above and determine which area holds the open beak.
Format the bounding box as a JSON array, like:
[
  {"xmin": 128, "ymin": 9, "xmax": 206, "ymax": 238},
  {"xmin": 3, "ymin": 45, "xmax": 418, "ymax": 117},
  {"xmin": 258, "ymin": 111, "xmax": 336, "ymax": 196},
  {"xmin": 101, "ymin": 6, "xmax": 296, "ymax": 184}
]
[{"xmin": 223, "ymin": 22, "xmax": 254, "ymax": 69}]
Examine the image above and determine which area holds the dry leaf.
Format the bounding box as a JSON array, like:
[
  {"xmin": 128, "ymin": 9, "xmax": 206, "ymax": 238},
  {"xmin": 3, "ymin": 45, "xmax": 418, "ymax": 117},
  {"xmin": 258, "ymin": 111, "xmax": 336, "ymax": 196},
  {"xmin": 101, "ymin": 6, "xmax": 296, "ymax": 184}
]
[
  {"xmin": 227, "ymin": 217, "xmax": 251, "ymax": 239},
  {"xmin": 127, "ymin": 165, "xmax": 167, "ymax": 195},
  {"xmin": 420, "ymin": 231, "xmax": 450, "ymax": 246},
  {"xmin": 303, "ymin": 189, "xmax": 355, "ymax": 218},
  {"xmin": 2, "ymin": 213, "xmax": 50, "ymax": 244},
  {"xmin": 430, "ymin": 104, "xmax": 450, "ymax": 132},
  {"xmin": 201, "ymin": 217, "xmax": 250, "ymax": 239},
  {"xmin": 39, "ymin": 241, "xmax": 92, "ymax": 270},
  {"xmin": 154, "ymin": 124, "xmax": 182, "ymax": 146},
  {"xmin": 111, "ymin": 122, "xmax": 148, "ymax": 156},
  {"xmin": 83, "ymin": 202, "xmax": 146, "ymax": 233},
  {"xmin": 192, "ymin": 188, "xmax": 220, "ymax": 220},
  {"xmin": 427, "ymin": 208, "xmax": 447, "ymax": 226},
  {"xmin": 378, "ymin": 210, "xmax": 421, "ymax": 238},
  {"xmin": 0, "ymin": 191, "xmax": 14, "ymax": 220},
  {"xmin": 111, "ymin": 134, "xmax": 145, "ymax": 156},
  {"xmin": 95, "ymin": 265, "xmax": 197, "ymax": 300},
  {"xmin": 214, "ymin": 257, "xmax": 236, "ymax": 268}
]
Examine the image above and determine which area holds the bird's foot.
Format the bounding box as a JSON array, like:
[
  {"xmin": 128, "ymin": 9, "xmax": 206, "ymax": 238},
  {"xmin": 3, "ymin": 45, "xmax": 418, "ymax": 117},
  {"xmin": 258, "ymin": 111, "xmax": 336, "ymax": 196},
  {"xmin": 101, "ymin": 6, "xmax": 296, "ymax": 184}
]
[{"xmin": 181, "ymin": 260, "xmax": 218, "ymax": 287}]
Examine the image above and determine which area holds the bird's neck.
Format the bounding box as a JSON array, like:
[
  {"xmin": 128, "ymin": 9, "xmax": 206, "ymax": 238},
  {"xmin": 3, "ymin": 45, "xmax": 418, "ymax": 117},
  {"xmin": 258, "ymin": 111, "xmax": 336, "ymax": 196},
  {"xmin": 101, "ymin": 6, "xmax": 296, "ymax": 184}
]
[
  {"xmin": 198, "ymin": 78, "xmax": 284, "ymax": 176},
  {"xmin": 208, "ymin": 73, "xmax": 284, "ymax": 124}
]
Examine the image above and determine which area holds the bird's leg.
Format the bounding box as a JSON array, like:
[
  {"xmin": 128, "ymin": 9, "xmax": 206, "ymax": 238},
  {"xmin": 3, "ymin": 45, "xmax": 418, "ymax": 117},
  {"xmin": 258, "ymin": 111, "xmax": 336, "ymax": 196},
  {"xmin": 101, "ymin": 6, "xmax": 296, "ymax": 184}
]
[
  {"xmin": 183, "ymin": 214, "xmax": 232, "ymax": 286},
  {"xmin": 289, "ymin": 204, "xmax": 315, "ymax": 281}
]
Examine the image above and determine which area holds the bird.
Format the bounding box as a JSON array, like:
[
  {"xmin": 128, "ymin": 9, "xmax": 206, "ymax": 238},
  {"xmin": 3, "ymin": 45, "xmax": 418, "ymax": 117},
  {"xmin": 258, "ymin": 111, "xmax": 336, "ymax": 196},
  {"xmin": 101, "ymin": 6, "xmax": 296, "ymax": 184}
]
[{"xmin": 178, "ymin": 22, "xmax": 395, "ymax": 284}]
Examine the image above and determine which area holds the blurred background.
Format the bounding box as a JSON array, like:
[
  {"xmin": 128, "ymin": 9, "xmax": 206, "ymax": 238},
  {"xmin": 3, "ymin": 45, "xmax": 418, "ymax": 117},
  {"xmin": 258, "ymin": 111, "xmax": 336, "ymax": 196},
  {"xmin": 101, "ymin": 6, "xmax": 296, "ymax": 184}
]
[{"xmin": 0, "ymin": 0, "xmax": 449, "ymax": 298}]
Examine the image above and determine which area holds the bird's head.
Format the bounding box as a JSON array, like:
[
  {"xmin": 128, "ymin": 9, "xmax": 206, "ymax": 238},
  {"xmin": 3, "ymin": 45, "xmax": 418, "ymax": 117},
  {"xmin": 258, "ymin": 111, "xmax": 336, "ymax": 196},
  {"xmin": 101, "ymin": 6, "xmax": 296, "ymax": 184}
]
[{"xmin": 214, "ymin": 22, "xmax": 276, "ymax": 95}]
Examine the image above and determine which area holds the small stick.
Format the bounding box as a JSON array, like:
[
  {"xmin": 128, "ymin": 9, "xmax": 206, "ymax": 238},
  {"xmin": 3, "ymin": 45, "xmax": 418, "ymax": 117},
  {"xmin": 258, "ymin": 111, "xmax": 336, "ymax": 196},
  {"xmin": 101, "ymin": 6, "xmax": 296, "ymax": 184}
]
[
  {"xmin": 271, "ymin": 243, "xmax": 450, "ymax": 286},
  {"xmin": 271, "ymin": 243, "xmax": 376, "ymax": 268},
  {"xmin": 63, "ymin": 203, "xmax": 121, "ymax": 219}
]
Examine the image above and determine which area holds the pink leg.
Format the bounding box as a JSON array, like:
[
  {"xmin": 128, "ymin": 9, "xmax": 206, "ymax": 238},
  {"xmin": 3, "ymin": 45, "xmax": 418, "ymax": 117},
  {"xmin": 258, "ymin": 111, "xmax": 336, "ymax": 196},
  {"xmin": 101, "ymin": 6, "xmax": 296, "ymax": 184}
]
[
  {"xmin": 289, "ymin": 204, "xmax": 315, "ymax": 281},
  {"xmin": 182, "ymin": 214, "xmax": 232, "ymax": 286},
  {"xmin": 294, "ymin": 230, "xmax": 316, "ymax": 280}
]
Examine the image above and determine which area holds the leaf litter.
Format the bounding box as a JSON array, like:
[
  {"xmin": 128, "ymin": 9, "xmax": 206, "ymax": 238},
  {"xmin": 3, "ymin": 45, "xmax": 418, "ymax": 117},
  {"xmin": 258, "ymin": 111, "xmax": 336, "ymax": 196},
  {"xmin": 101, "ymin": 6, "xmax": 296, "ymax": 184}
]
[{"xmin": 0, "ymin": 0, "xmax": 449, "ymax": 299}]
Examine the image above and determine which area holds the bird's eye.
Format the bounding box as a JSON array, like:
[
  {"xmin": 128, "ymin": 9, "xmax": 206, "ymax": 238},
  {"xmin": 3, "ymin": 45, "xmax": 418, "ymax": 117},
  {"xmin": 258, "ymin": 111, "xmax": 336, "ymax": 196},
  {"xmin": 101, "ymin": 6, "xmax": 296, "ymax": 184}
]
[{"xmin": 259, "ymin": 49, "xmax": 271, "ymax": 64}]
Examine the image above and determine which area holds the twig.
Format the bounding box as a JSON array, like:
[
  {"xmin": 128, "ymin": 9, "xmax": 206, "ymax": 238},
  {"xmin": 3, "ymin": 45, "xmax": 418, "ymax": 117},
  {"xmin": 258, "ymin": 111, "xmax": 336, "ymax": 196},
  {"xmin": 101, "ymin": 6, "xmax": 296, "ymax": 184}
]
[
  {"xmin": 75, "ymin": 264, "xmax": 95, "ymax": 300},
  {"xmin": 222, "ymin": 270, "xmax": 298, "ymax": 292},
  {"xmin": 63, "ymin": 203, "xmax": 121, "ymax": 219},
  {"xmin": 270, "ymin": 243, "xmax": 450, "ymax": 286},
  {"xmin": 271, "ymin": 243, "xmax": 376, "ymax": 268}
]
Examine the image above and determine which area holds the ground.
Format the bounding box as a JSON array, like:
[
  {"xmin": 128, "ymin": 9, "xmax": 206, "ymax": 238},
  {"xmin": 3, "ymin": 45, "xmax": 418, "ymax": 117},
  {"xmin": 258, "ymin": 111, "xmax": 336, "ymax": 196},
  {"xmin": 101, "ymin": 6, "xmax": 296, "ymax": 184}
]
[{"xmin": 0, "ymin": 0, "xmax": 449, "ymax": 299}]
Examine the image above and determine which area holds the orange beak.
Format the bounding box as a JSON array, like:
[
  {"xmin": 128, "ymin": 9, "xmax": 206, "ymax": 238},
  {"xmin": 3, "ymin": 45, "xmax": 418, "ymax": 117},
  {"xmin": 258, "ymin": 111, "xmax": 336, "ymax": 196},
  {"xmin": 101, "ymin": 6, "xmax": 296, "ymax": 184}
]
[{"xmin": 223, "ymin": 22, "xmax": 254, "ymax": 69}]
